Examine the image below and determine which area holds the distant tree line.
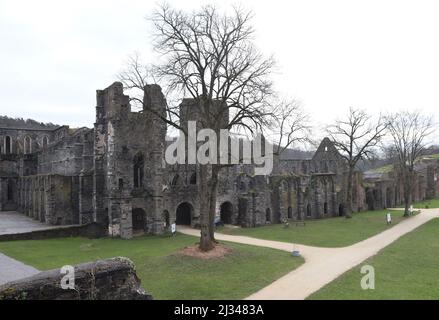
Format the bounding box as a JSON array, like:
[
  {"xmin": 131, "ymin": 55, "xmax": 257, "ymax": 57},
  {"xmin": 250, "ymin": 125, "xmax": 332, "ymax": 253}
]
[{"xmin": 0, "ymin": 116, "xmax": 59, "ymax": 129}]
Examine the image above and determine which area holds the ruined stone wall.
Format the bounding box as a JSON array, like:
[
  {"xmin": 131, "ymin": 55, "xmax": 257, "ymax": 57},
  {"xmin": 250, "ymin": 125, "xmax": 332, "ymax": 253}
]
[
  {"xmin": 93, "ymin": 82, "xmax": 167, "ymax": 239},
  {"xmin": 427, "ymin": 164, "xmax": 439, "ymax": 199},
  {"xmin": 0, "ymin": 127, "xmax": 59, "ymax": 156},
  {"xmin": 0, "ymin": 123, "xmax": 93, "ymax": 226},
  {"xmin": 0, "ymin": 257, "xmax": 152, "ymax": 300},
  {"xmin": 16, "ymin": 174, "xmax": 79, "ymax": 225}
]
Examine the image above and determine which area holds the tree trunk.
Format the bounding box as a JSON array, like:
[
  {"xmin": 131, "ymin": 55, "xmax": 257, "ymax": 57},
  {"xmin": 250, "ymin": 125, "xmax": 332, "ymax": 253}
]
[
  {"xmin": 198, "ymin": 164, "xmax": 215, "ymax": 251},
  {"xmin": 403, "ymin": 170, "xmax": 414, "ymax": 217},
  {"xmin": 208, "ymin": 165, "xmax": 220, "ymax": 242},
  {"xmin": 345, "ymin": 167, "xmax": 354, "ymax": 218}
]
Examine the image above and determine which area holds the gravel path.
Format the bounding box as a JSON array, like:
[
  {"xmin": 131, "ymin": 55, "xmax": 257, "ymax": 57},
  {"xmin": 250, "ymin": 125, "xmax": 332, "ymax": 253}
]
[
  {"xmin": 0, "ymin": 253, "xmax": 39, "ymax": 286},
  {"xmin": 0, "ymin": 211, "xmax": 59, "ymax": 235},
  {"xmin": 0, "ymin": 211, "xmax": 53, "ymax": 285},
  {"xmin": 178, "ymin": 209, "xmax": 439, "ymax": 300}
]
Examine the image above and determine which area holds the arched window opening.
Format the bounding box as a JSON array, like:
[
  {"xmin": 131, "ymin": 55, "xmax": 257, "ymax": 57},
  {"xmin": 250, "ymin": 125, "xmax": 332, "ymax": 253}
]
[
  {"xmin": 42, "ymin": 136, "xmax": 49, "ymax": 149},
  {"xmin": 280, "ymin": 180, "xmax": 288, "ymax": 192},
  {"xmin": 189, "ymin": 172, "xmax": 197, "ymax": 185},
  {"xmin": 171, "ymin": 174, "xmax": 180, "ymax": 186},
  {"xmin": 4, "ymin": 136, "xmax": 12, "ymax": 154},
  {"xmin": 133, "ymin": 153, "xmax": 144, "ymax": 188},
  {"xmin": 24, "ymin": 136, "xmax": 32, "ymax": 154}
]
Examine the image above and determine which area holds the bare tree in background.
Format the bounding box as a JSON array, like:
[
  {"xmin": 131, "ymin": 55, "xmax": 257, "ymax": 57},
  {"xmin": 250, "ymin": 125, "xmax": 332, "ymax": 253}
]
[
  {"xmin": 271, "ymin": 99, "xmax": 312, "ymax": 156},
  {"xmin": 327, "ymin": 107, "xmax": 388, "ymax": 218},
  {"xmin": 386, "ymin": 111, "xmax": 434, "ymax": 216},
  {"xmin": 119, "ymin": 4, "xmax": 277, "ymax": 251}
]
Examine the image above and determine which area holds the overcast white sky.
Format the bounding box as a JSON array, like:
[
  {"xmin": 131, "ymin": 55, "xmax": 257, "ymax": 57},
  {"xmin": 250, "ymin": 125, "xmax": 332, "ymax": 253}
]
[{"xmin": 1, "ymin": 0, "xmax": 438, "ymax": 140}]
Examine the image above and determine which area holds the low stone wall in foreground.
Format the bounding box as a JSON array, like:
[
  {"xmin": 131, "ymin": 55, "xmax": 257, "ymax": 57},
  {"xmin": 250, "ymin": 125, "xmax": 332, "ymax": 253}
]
[
  {"xmin": 0, "ymin": 222, "xmax": 107, "ymax": 242},
  {"xmin": 0, "ymin": 257, "xmax": 152, "ymax": 300}
]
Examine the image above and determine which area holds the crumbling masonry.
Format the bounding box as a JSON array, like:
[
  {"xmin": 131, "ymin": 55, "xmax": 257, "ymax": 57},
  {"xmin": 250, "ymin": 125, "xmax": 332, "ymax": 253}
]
[{"xmin": 1, "ymin": 82, "xmax": 439, "ymax": 238}]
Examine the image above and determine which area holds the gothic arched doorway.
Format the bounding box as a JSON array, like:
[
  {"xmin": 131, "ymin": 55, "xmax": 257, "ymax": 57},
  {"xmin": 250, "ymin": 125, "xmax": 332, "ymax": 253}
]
[
  {"xmin": 132, "ymin": 208, "xmax": 146, "ymax": 232},
  {"xmin": 220, "ymin": 201, "xmax": 233, "ymax": 224},
  {"xmin": 176, "ymin": 202, "xmax": 193, "ymax": 225}
]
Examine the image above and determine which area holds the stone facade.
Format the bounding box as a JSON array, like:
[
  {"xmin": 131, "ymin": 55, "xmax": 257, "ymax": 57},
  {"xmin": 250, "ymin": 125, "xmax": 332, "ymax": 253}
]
[
  {"xmin": 1, "ymin": 81, "xmax": 439, "ymax": 239},
  {"xmin": 363, "ymin": 158, "xmax": 439, "ymax": 210}
]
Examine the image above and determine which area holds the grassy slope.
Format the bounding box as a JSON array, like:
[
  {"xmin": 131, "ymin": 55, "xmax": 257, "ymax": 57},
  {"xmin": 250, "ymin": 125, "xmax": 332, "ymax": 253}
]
[
  {"xmin": 219, "ymin": 210, "xmax": 408, "ymax": 248},
  {"xmin": 0, "ymin": 234, "xmax": 303, "ymax": 300},
  {"xmin": 309, "ymin": 218, "xmax": 439, "ymax": 299}
]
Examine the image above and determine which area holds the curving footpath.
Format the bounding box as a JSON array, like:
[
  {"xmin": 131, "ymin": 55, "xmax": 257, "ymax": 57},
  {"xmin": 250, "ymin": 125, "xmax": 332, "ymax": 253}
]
[
  {"xmin": 0, "ymin": 253, "xmax": 39, "ymax": 285},
  {"xmin": 178, "ymin": 208, "xmax": 439, "ymax": 300}
]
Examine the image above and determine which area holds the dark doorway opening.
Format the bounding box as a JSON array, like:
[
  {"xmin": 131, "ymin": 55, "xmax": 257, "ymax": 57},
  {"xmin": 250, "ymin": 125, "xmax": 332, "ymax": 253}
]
[
  {"xmin": 366, "ymin": 188, "xmax": 375, "ymax": 210},
  {"xmin": 176, "ymin": 202, "xmax": 193, "ymax": 225},
  {"xmin": 220, "ymin": 202, "xmax": 233, "ymax": 224},
  {"xmin": 237, "ymin": 198, "xmax": 247, "ymax": 226},
  {"xmin": 132, "ymin": 208, "xmax": 146, "ymax": 231},
  {"xmin": 338, "ymin": 204, "xmax": 345, "ymax": 217},
  {"xmin": 288, "ymin": 206, "xmax": 293, "ymax": 219},
  {"xmin": 386, "ymin": 188, "xmax": 392, "ymax": 208},
  {"xmin": 323, "ymin": 202, "xmax": 328, "ymax": 215},
  {"xmin": 7, "ymin": 179, "xmax": 13, "ymax": 201},
  {"xmin": 306, "ymin": 204, "xmax": 312, "ymax": 218},
  {"xmin": 266, "ymin": 208, "xmax": 271, "ymax": 222}
]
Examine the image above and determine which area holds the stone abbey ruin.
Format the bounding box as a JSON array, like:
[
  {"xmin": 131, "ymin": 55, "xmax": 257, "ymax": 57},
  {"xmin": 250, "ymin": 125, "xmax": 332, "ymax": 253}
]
[{"xmin": 1, "ymin": 82, "xmax": 439, "ymax": 239}]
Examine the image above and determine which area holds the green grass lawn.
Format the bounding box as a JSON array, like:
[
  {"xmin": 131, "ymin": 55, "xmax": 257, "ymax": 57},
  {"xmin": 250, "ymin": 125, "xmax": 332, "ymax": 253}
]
[
  {"xmin": 309, "ymin": 218, "xmax": 439, "ymax": 299},
  {"xmin": 0, "ymin": 234, "xmax": 303, "ymax": 300},
  {"xmin": 218, "ymin": 210, "xmax": 410, "ymax": 248},
  {"xmin": 410, "ymin": 198, "xmax": 439, "ymax": 209}
]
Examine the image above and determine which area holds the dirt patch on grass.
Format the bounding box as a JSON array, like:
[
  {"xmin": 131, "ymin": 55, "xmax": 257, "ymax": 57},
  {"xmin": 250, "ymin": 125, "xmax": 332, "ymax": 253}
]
[{"xmin": 176, "ymin": 244, "xmax": 232, "ymax": 260}]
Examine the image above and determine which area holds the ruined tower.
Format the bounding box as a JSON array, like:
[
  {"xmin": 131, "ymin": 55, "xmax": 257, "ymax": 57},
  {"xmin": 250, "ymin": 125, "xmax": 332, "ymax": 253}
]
[{"xmin": 93, "ymin": 82, "xmax": 167, "ymax": 239}]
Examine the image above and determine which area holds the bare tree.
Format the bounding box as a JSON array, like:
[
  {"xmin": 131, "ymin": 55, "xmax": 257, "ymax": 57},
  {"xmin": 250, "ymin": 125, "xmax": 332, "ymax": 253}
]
[
  {"xmin": 386, "ymin": 110, "xmax": 435, "ymax": 216},
  {"xmin": 271, "ymin": 99, "xmax": 312, "ymax": 156},
  {"xmin": 119, "ymin": 4, "xmax": 278, "ymax": 251},
  {"xmin": 327, "ymin": 107, "xmax": 388, "ymax": 218}
]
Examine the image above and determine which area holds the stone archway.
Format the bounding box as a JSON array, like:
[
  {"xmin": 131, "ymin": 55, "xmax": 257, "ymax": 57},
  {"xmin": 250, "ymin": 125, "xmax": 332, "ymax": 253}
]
[
  {"xmin": 132, "ymin": 208, "xmax": 146, "ymax": 232},
  {"xmin": 176, "ymin": 202, "xmax": 193, "ymax": 225},
  {"xmin": 220, "ymin": 201, "xmax": 233, "ymax": 224}
]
